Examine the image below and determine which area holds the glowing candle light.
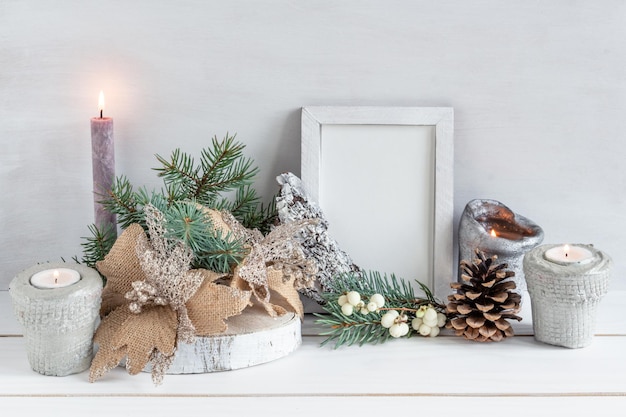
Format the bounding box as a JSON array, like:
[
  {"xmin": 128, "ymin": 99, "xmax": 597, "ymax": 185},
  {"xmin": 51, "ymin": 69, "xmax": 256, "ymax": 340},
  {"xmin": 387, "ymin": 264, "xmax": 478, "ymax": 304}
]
[
  {"xmin": 544, "ymin": 244, "xmax": 594, "ymax": 265},
  {"xmin": 29, "ymin": 268, "xmax": 81, "ymax": 289}
]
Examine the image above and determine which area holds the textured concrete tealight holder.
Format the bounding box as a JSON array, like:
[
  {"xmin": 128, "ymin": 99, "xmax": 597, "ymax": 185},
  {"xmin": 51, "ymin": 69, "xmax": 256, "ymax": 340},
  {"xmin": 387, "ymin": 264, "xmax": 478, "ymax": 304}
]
[
  {"xmin": 523, "ymin": 244, "xmax": 612, "ymax": 348},
  {"xmin": 458, "ymin": 199, "xmax": 544, "ymax": 293},
  {"xmin": 9, "ymin": 263, "xmax": 103, "ymax": 376}
]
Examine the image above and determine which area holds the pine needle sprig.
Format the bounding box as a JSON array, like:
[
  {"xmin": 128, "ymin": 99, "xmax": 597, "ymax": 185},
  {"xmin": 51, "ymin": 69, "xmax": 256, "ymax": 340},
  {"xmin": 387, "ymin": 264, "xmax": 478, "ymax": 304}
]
[
  {"xmin": 214, "ymin": 184, "xmax": 261, "ymax": 222},
  {"xmin": 215, "ymin": 186, "xmax": 278, "ymax": 234},
  {"xmin": 154, "ymin": 133, "xmax": 259, "ymax": 206},
  {"xmin": 101, "ymin": 176, "xmax": 149, "ymax": 229},
  {"xmin": 73, "ymin": 223, "xmax": 117, "ymax": 271},
  {"xmin": 315, "ymin": 300, "xmax": 392, "ymax": 349},
  {"xmin": 315, "ymin": 271, "xmax": 447, "ymax": 349},
  {"xmin": 79, "ymin": 134, "xmax": 276, "ymax": 267},
  {"xmin": 327, "ymin": 270, "xmax": 443, "ymax": 310},
  {"xmin": 163, "ymin": 201, "xmax": 248, "ymax": 273},
  {"xmin": 240, "ymin": 196, "xmax": 278, "ymax": 235}
]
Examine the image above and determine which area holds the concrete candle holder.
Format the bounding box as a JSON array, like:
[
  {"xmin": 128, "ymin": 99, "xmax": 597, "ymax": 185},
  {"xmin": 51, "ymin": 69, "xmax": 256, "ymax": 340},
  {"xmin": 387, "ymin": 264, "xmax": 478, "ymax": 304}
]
[
  {"xmin": 458, "ymin": 199, "xmax": 544, "ymax": 293},
  {"xmin": 9, "ymin": 262, "xmax": 103, "ymax": 376},
  {"xmin": 523, "ymin": 244, "xmax": 612, "ymax": 348}
]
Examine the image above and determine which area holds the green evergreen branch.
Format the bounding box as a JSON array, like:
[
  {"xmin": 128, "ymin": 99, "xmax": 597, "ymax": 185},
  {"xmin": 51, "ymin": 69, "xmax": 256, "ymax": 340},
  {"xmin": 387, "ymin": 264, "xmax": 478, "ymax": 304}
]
[
  {"xmin": 240, "ymin": 195, "xmax": 278, "ymax": 235},
  {"xmin": 78, "ymin": 134, "xmax": 276, "ymax": 270},
  {"xmin": 154, "ymin": 134, "xmax": 259, "ymax": 202},
  {"xmin": 163, "ymin": 201, "xmax": 248, "ymax": 273},
  {"xmin": 215, "ymin": 184, "xmax": 260, "ymax": 217},
  {"xmin": 315, "ymin": 271, "xmax": 447, "ymax": 349},
  {"xmin": 315, "ymin": 300, "xmax": 392, "ymax": 349},
  {"xmin": 328, "ymin": 271, "xmax": 443, "ymax": 309},
  {"xmin": 72, "ymin": 223, "xmax": 116, "ymax": 282},
  {"xmin": 101, "ymin": 176, "xmax": 147, "ymax": 229}
]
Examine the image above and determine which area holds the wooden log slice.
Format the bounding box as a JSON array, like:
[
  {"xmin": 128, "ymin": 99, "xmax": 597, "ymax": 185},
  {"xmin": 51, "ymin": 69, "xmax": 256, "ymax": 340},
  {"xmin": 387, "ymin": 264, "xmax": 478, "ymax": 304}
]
[{"xmin": 143, "ymin": 304, "xmax": 301, "ymax": 374}]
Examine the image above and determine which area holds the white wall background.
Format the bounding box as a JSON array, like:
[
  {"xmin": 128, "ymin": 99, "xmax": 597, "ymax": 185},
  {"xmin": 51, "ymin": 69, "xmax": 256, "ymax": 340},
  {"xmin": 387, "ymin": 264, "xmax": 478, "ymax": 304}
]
[{"xmin": 1, "ymin": 0, "xmax": 624, "ymax": 291}]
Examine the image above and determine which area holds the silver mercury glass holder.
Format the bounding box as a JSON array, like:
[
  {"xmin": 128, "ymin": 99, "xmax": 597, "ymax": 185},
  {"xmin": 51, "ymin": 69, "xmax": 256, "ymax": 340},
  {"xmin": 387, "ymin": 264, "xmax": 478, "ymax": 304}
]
[
  {"xmin": 523, "ymin": 244, "xmax": 612, "ymax": 348},
  {"xmin": 9, "ymin": 262, "xmax": 102, "ymax": 376},
  {"xmin": 458, "ymin": 199, "xmax": 544, "ymax": 295}
]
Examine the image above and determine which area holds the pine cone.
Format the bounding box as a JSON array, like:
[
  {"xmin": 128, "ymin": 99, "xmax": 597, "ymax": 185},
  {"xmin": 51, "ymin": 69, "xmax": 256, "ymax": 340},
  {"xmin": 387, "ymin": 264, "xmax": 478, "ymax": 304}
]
[{"xmin": 446, "ymin": 249, "xmax": 521, "ymax": 342}]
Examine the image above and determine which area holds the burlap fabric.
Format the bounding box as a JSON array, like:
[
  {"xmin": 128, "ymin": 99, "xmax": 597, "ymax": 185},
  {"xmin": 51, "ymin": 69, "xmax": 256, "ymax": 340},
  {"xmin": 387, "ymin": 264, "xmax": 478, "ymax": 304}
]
[{"xmin": 89, "ymin": 206, "xmax": 307, "ymax": 384}]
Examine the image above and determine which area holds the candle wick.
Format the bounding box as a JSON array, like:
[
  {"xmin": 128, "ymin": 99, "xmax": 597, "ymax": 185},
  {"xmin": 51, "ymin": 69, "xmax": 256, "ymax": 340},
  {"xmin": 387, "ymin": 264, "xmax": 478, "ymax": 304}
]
[
  {"xmin": 55, "ymin": 278, "xmax": 58, "ymax": 284},
  {"xmin": 100, "ymin": 109, "xmax": 103, "ymax": 119}
]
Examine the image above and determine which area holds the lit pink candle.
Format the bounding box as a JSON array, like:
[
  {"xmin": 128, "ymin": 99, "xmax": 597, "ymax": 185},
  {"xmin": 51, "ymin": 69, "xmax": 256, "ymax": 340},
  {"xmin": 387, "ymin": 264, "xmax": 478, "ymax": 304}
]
[{"xmin": 90, "ymin": 91, "xmax": 116, "ymax": 234}]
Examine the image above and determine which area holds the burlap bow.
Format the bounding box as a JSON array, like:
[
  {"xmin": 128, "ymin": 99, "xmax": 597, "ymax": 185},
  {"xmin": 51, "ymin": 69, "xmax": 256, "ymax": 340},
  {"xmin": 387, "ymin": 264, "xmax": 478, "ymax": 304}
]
[{"xmin": 89, "ymin": 204, "xmax": 315, "ymax": 385}]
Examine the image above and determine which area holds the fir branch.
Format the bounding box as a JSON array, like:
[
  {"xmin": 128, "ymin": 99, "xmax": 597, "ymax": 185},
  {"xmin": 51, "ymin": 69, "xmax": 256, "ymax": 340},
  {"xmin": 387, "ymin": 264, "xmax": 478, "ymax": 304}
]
[
  {"xmin": 215, "ymin": 184, "xmax": 261, "ymax": 219},
  {"xmin": 315, "ymin": 271, "xmax": 447, "ymax": 349},
  {"xmin": 162, "ymin": 201, "xmax": 248, "ymax": 273},
  {"xmin": 101, "ymin": 176, "xmax": 147, "ymax": 229},
  {"xmin": 72, "ymin": 223, "xmax": 117, "ymax": 272},
  {"xmin": 154, "ymin": 134, "xmax": 259, "ymax": 204},
  {"xmin": 198, "ymin": 134, "xmax": 258, "ymax": 195},
  {"xmin": 241, "ymin": 195, "xmax": 278, "ymax": 235},
  {"xmin": 314, "ymin": 300, "xmax": 391, "ymax": 349},
  {"xmin": 328, "ymin": 270, "xmax": 443, "ymax": 309},
  {"xmin": 80, "ymin": 134, "xmax": 276, "ymax": 271}
]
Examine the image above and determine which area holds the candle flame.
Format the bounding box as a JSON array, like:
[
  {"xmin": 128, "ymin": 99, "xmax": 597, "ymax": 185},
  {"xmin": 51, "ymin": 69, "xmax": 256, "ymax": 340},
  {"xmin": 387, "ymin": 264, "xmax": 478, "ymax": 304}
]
[
  {"xmin": 53, "ymin": 269, "xmax": 59, "ymax": 284},
  {"xmin": 490, "ymin": 229, "xmax": 497, "ymax": 237},
  {"xmin": 98, "ymin": 90, "xmax": 105, "ymax": 115},
  {"xmin": 563, "ymin": 244, "xmax": 570, "ymax": 258}
]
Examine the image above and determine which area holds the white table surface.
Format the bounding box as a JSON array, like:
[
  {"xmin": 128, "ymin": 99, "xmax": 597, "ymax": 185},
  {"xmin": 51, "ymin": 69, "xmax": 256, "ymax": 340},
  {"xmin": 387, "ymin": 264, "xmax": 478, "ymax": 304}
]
[{"xmin": 1, "ymin": 290, "xmax": 624, "ymax": 415}]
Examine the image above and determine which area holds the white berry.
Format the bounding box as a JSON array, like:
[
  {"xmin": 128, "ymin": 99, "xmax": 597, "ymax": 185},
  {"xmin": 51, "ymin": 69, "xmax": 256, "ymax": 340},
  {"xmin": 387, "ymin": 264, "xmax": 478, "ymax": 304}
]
[
  {"xmin": 370, "ymin": 293, "xmax": 385, "ymax": 308},
  {"xmin": 415, "ymin": 306, "xmax": 427, "ymax": 318},
  {"xmin": 418, "ymin": 323, "xmax": 432, "ymax": 336},
  {"xmin": 424, "ymin": 307, "xmax": 438, "ymax": 322},
  {"xmin": 389, "ymin": 324, "xmax": 402, "ymax": 338},
  {"xmin": 437, "ymin": 313, "xmax": 447, "ymax": 328},
  {"xmin": 346, "ymin": 291, "xmax": 361, "ymax": 306},
  {"xmin": 423, "ymin": 314, "xmax": 438, "ymax": 328},
  {"xmin": 360, "ymin": 307, "xmax": 370, "ymax": 315},
  {"xmin": 429, "ymin": 325, "xmax": 440, "ymax": 337},
  {"xmin": 338, "ymin": 294, "xmax": 348, "ymax": 306},
  {"xmin": 366, "ymin": 302, "xmax": 378, "ymax": 312},
  {"xmin": 341, "ymin": 303, "xmax": 354, "ymax": 316},
  {"xmin": 380, "ymin": 310, "xmax": 399, "ymax": 328},
  {"xmin": 389, "ymin": 322, "xmax": 409, "ymax": 338},
  {"xmin": 411, "ymin": 317, "xmax": 423, "ymax": 330}
]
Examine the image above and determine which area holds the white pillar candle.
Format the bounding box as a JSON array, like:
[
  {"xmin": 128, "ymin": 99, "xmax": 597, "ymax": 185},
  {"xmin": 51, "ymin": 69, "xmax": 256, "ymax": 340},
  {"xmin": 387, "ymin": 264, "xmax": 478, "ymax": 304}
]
[
  {"xmin": 544, "ymin": 244, "xmax": 594, "ymax": 265},
  {"xmin": 30, "ymin": 268, "xmax": 81, "ymax": 289}
]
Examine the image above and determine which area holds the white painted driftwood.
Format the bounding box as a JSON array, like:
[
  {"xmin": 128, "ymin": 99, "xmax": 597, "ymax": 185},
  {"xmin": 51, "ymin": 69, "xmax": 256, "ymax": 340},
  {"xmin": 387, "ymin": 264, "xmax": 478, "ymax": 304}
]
[
  {"xmin": 142, "ymin": 304, "xmax": 301, "ymax": 374},
  {"xmin": 301, "ymin": 106, "xmax": 454, "ymax": 302}
]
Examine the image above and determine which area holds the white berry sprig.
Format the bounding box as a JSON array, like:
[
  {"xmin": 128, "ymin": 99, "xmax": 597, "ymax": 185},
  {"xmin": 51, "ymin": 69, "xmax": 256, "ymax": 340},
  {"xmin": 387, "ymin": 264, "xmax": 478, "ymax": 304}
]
[
  {"xmin": 336, "ymin": 290, "xmax": 446, "ymax": 339},
  {"xmin": 338, "ymin": 291, "xmax": 385, "ymax": 316},
  {"xmin": 316, "ymin": 270, "xmax": 447, "ymax": 348}
]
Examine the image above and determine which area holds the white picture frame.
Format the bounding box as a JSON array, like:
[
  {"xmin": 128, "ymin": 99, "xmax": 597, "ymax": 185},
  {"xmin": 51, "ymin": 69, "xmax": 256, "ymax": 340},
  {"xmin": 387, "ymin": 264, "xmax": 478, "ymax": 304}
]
[{"xmin": 301, "ymin": 106, "xmax": 454, "ymax": 301}]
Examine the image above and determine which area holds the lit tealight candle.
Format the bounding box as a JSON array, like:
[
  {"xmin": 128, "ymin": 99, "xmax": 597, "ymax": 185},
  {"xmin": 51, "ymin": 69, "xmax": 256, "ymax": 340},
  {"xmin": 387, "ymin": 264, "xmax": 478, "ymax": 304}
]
[
  {"xmin": 544, "ymin": 244, "xmax": 594, "ymax": 265},
  {"xmin": 30, "ymin": 268, "xmax": 81, "ymax": 289}
]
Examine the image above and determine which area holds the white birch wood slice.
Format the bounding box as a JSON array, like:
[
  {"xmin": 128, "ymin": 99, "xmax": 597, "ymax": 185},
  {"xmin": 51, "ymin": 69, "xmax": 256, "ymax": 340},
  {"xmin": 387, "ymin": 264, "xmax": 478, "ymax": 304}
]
[{"xmin": 143, "ymin": 304, "xmax": 301, "ymax": 374}]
